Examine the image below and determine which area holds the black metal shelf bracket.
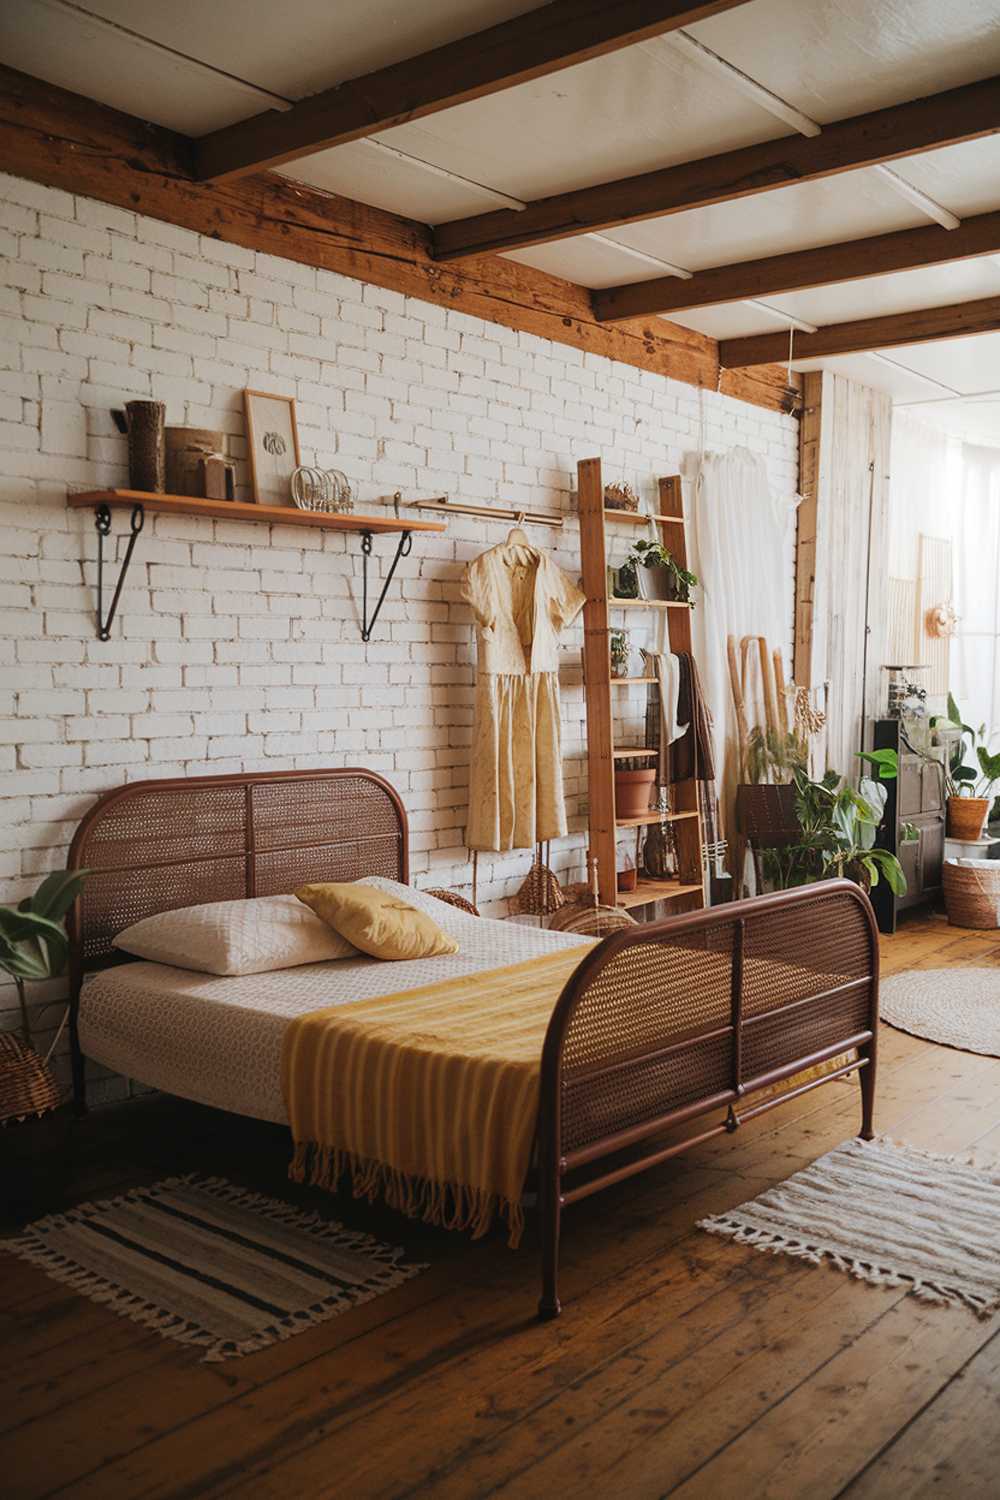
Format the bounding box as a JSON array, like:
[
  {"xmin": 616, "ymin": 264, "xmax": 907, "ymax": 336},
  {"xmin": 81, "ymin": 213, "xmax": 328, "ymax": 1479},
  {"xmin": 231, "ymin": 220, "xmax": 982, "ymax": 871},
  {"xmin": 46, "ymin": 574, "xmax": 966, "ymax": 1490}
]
[
  {"xmin": 360, "ymin": 528, "xmax": 412, "ymax": 642},
  {"xmin": 95, "ymin": 502, "xmax": 145, "ymax": 641}
]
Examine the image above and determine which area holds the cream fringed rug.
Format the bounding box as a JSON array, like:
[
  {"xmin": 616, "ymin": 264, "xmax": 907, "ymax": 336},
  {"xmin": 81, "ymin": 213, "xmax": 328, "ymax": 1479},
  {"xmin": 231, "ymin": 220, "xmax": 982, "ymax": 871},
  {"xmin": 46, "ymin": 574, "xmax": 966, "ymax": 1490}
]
[
  {"xmin": 5, "ymin": 1176, "xmax": 424, "ymax": 1361},
  {"xmin": 880, "ymin": 968, "xmax": 1000, "ymax": 1056},
  {"xmin": 700, "ymin": 1137, "xmax": 1000, "ymax": 1316}
]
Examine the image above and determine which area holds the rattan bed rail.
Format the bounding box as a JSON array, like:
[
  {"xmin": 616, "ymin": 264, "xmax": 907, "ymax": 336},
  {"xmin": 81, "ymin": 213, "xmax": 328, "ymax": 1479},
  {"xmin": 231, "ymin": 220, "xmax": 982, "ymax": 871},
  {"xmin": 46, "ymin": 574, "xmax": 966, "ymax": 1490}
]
[
  {"xmin": 65, "ymin": 767, "xmax": 408, "ymax": 1113},
  {"xmin": 536, "ymin": 879, "xmax": 879, "ymax": 1318}
]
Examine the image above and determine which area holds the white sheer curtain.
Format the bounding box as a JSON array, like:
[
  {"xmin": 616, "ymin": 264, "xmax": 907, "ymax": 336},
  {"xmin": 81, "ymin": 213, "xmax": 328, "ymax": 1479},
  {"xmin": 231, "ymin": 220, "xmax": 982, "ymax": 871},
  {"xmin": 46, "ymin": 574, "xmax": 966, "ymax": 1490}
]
[
  {"xmin": 688, "ymin": 447, "xmax": 798, "ymax": 840},
  {"xmin": 951, "ymin": 443, "xmax": 1000, "ymax": 740},
  {"xmin": 887, "ymin": 415, "xmax": 1000, "ymax": 738},
  {"xmin": 887, "ymin": 413, "xmax": 960, "ymax": 580}
]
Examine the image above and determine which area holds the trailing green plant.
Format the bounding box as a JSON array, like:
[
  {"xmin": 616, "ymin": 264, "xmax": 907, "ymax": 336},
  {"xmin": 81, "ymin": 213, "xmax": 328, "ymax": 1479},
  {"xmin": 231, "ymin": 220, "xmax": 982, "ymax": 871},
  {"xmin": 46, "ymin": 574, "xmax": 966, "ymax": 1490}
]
[
  {"xmin": 618, "ymin": 539, "xmax": 698, "ymax": 602},
  {"xmin": 0, "ymin": 869, "xmax": 89, "ymax": 1046}
]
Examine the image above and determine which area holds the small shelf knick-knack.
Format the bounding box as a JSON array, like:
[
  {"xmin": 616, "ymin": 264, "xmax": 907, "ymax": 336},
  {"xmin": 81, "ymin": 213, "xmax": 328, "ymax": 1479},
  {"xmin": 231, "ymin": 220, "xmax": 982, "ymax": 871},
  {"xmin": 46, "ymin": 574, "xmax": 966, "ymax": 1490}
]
[
  {"xmin": 610, "ymin": 629, "xmax": 632, "ymax": 678},
  {"xmin": 291, "ymin": 466, "xmax": 354, "ymax": 514}
]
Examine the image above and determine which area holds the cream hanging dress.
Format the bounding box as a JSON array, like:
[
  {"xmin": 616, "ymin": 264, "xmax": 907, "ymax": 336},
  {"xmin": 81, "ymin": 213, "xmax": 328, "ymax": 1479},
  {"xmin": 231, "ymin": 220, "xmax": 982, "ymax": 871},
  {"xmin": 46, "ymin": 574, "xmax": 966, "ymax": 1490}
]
[{"xmin": 461, "ymin": 540, "xmax": 585, "ymax": 852}]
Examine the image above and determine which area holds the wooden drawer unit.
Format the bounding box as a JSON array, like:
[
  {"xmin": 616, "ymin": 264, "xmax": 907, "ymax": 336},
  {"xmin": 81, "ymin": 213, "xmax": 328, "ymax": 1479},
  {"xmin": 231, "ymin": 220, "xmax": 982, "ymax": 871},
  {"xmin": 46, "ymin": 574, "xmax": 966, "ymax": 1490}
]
[{"xmin": 871, "ymin": 721, "xmax": 945, "ymax": 932}]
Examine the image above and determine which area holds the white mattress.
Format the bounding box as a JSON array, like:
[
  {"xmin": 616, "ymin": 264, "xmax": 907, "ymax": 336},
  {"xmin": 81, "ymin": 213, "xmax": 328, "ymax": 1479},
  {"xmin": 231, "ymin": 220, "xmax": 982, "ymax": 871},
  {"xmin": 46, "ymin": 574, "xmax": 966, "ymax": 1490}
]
[{"xmin": 79, "ymin": 879, "xmax": 589, "ymax": 1123}]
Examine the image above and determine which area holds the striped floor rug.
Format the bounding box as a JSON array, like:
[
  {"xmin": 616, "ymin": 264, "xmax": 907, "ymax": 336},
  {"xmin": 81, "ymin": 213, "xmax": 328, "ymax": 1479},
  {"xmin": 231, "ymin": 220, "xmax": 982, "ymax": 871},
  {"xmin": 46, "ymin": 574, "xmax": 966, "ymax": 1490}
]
[
  {"xmin": 5, "ymin": 1175, "xmax": 425, "ymax": 1361},
  {"xmin": 699, "ymin": 1136, "xmax": 1000, "ymax": 1317}
]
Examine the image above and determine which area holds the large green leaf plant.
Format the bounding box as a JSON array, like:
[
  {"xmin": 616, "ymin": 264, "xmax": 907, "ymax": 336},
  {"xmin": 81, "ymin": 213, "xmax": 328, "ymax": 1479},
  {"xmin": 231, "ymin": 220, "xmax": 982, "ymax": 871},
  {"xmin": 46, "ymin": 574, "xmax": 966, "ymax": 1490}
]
[
  {"xmin": 934, "ymin": 693, "xmax": 1000, "ymax": 802},
  {"xmin": 761, "ymin": 750, "xmax": 909, "ymax": 896},
  {"xmin": 0, "ymin": 869, "xmax": 88, "ymax": 1047}
]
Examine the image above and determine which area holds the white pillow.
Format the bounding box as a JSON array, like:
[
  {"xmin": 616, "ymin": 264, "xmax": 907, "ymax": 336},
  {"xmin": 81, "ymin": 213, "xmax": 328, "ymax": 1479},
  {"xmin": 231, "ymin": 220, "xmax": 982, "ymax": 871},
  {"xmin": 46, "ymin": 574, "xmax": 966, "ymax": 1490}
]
[{"xmin": 114, "ymin": 894, "xmax": 358, "ymax": 975}]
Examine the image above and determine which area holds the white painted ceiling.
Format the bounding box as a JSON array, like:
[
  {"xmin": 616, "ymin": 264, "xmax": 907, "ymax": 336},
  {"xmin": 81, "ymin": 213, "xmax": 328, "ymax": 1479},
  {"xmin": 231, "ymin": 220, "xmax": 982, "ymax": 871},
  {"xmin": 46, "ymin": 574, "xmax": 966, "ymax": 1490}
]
[{"xmin": 4, "ymin": 0, "xmax": 1000, "ymax": 439}]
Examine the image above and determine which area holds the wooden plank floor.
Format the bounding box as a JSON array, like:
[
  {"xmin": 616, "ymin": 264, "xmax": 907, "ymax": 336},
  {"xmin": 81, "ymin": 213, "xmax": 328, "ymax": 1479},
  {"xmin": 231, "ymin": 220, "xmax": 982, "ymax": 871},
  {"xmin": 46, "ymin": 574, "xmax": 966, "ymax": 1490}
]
[{"xmin": 3, "ymin": 910, "xmax": 1000, "ymax": 1499}]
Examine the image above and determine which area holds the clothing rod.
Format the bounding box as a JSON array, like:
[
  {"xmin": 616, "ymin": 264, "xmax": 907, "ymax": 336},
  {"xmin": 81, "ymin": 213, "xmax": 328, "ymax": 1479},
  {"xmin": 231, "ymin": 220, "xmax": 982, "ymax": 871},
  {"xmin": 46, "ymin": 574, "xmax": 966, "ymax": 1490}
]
[{"xmin": 397, "ymin": 495, "xmax": 565, "ymax": 529}]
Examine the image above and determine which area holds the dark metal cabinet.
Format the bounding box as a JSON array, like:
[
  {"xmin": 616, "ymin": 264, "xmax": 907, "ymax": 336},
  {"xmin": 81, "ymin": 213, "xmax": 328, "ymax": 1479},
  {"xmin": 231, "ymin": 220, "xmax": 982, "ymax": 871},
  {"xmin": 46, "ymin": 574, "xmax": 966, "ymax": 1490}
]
[{"xmin": 870, "ymin": 718, "xmax": 945, "ymax": 934}]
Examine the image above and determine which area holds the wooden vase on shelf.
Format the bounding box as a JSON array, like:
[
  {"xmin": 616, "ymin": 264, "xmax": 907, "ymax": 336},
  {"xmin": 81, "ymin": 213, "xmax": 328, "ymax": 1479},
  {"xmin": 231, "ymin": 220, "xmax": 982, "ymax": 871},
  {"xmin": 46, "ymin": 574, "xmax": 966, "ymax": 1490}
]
[{"xmin": 113, "ymin": 400, "xmax": 166, "ymax": 493}]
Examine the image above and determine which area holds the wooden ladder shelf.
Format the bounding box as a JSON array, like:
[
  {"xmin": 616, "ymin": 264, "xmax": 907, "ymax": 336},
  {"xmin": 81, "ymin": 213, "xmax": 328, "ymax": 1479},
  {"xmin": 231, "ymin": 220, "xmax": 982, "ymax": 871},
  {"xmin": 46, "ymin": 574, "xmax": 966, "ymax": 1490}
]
[{"xmin": 577, "ymin": 459, "xmax": 706, "ymax": 915}]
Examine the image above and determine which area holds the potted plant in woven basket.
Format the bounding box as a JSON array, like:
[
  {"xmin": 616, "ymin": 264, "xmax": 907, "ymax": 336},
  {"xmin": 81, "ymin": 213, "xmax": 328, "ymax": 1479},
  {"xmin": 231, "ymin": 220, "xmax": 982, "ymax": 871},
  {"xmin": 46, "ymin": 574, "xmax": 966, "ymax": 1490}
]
[{"xmin": 0, "ymin": 869, "xmax": 88, "ymax": 1125}]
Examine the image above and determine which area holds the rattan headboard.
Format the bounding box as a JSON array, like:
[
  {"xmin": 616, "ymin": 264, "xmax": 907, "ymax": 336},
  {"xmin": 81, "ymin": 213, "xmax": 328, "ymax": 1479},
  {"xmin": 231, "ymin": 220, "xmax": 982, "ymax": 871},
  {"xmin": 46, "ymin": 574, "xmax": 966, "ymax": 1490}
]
[{"xmin": 66, "ymin": 767, "xmax": 408, "ymax": 978}]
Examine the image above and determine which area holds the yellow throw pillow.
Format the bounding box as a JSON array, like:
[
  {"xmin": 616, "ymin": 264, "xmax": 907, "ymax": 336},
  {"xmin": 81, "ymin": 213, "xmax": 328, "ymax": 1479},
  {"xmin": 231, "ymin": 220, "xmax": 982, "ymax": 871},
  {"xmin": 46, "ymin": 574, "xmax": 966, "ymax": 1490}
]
[{"xmin": 295, "ymin": 882, "xmax": 459, "ymax": 961}]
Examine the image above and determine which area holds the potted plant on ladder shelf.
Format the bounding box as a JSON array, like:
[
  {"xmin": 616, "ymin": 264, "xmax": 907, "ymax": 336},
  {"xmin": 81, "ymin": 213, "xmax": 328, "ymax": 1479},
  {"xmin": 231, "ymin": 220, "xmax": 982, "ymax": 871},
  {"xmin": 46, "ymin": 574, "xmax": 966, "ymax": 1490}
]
[{"xmin": 620, "ymin": 540, "xmax": 698, "ymax": 605}]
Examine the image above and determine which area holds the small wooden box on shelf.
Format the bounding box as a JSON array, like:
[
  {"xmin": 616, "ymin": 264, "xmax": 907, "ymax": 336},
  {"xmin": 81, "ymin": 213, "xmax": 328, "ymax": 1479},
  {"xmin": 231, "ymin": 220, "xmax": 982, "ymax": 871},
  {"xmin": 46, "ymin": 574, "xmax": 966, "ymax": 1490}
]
[{"xmin": 578, "ymin": 459, "xmax": 705, "ymax": 916}]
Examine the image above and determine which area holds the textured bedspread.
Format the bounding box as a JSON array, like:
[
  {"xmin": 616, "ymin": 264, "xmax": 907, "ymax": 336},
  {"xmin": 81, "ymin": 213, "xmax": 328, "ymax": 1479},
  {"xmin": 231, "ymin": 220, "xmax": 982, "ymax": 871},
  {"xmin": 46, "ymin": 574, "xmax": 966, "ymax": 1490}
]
[
  {"xmin": 78, "ymin": 881, "xmax": 589, "ymax": 1122},
  {"xmin": 284, "ymin": 944, "xmax": 596, "ymax": 1247}
]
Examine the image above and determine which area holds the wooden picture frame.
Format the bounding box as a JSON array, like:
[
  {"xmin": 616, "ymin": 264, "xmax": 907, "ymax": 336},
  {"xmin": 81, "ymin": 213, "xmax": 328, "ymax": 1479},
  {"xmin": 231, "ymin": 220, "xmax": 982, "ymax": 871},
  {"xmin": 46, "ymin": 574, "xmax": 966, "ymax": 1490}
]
[{"xmin": 243, "ymin": 389, "xmax": 301, "ymax": 506}]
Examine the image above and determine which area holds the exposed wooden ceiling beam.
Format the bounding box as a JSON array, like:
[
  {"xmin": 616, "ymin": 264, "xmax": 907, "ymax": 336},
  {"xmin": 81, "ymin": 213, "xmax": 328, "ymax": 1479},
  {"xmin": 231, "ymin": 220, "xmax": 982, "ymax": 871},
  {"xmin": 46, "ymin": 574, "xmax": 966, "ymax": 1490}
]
[
  {"xmin": 194, "ymin": 0, "xmax": 753, "ymax": 184},
  {"xmin": 0, "ymin": 64, "xmax": 792, "ymax": 416},
  {"xmin": 592, "ymin": 209, "xmax": 1000, "ymax": 322},
  {"xmin": 719, "ymin": 296, "xmax": 1000, "ymax": 367},
  {"xmin": 432, "ymin": 75, "xmax": 1000, "ymax": 261}
]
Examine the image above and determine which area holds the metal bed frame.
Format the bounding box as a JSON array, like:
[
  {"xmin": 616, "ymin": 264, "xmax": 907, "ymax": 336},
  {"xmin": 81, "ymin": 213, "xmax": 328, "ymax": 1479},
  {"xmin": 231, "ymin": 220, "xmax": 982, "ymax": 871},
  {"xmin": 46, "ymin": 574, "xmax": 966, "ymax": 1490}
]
[{"xmin": 66, "ymin": 768, "xmax": 879, "ymax": 1320}]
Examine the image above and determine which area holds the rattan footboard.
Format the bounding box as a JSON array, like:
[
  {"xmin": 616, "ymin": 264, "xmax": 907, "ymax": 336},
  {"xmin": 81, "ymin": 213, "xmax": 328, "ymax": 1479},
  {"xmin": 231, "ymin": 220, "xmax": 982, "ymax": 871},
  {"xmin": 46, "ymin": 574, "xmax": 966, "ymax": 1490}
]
[{"xmin": 536, "ymin": 879, "xmax": 879, "ymax": 1318}]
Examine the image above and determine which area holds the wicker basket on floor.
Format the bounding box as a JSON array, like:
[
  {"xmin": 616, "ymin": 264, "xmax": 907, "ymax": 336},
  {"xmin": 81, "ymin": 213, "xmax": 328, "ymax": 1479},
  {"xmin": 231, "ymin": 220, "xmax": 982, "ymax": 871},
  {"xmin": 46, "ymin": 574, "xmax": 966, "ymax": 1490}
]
[
  {"xmin": 944, "ymin": 860, "xmax": 1000, "ymax": 929},
  {"xmin": 0, "ymin": 1033, "xmax": 63, "ymax": 1125}
]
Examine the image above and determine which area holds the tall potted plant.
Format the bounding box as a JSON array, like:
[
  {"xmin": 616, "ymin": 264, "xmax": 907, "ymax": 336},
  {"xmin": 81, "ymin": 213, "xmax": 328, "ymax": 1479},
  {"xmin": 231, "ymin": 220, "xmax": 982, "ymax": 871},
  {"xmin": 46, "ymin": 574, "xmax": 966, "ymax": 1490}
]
[{"xmin": 936, "ymin": 695, "xmax": 1000, "ymax": 840}]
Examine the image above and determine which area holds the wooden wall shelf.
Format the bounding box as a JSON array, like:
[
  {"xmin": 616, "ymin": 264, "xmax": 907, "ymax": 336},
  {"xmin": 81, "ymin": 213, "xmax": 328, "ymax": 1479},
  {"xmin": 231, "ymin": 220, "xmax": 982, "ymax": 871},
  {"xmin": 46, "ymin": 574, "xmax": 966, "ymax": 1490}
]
[
  {"xmin": 68, "ymin": 488, "xmax": 445, "ymax": 641},
  {"xmin": 610, "ymin": 598, "xmax": 690, "ymax": 611},
  {"xmin": 68, "ymin": 489, "xmax": 447, "ymax": 534},
  {"xmin": 603, "ymin": 509, "xmax": 686, "ymax": 526},
  {"xmin": 617, "ymin": 879, "xmax": 704, "ymax": 911},
  {"xmin": 615, "ymin": 810, "xmax": 699, "ymax": 829}
]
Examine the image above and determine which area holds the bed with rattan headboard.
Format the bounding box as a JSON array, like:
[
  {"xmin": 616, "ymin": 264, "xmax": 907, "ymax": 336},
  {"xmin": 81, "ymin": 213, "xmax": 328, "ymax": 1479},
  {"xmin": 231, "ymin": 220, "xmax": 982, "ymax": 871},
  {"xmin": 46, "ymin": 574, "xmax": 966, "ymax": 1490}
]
[
  {"xmin": 66, "ymin": 767, "xmax": 407, "ymax": 1097},
  {"xmin": 66, "ymin": 768, "xmax": 879, "ymax": 1321}
]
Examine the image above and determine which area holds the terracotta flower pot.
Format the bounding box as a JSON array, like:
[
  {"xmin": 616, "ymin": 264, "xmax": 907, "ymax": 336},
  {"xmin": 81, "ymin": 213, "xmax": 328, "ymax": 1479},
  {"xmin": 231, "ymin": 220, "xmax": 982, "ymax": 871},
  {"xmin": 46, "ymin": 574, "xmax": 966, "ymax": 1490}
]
[
  {"xmin": 614, "ymin": 767, "xmax": 656, "ymax": 820},
  {"xmin": 616, "ymin": 866, "xmax": 638, "ymax": 893},
  {"xmin": 947, "ymin": 796, "xmax": 990, "ymax": 841}
]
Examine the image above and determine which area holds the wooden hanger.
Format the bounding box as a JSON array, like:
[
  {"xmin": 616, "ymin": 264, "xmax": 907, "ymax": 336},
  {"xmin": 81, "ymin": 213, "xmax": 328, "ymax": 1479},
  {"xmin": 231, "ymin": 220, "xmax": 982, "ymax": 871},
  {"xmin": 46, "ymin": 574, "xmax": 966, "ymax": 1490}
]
[
  {"xmin": 503, "ymin": 510, "xmax": 536, "ymax": 558},
  {"xmin": 505, "ymin": 511, "xmax": 532, "ymax": 549}
]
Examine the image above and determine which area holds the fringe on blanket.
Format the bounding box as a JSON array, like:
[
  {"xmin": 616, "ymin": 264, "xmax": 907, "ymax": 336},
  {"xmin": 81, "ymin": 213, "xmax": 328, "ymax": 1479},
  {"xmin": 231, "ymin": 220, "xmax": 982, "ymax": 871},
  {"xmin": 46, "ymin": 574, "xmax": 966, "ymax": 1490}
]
[{"xmin": 290, "ymin": 1142, "xmax": 526, "ymax": 1249}]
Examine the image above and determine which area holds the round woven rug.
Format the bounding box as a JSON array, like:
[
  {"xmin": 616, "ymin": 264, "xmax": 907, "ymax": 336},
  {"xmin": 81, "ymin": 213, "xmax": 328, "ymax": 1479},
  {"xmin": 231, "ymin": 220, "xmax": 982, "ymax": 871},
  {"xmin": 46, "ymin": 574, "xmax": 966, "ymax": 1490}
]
[{"xmin": 881, "ymin": 969, "xmax": 1000, "ymax": 1057}]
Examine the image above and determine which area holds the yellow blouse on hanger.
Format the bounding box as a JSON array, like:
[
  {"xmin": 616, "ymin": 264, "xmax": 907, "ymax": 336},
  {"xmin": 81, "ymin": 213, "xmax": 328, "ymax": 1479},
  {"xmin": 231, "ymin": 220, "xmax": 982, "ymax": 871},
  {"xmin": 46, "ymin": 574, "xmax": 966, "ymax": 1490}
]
[{"xmin": 461, "ymin": 541, "xmax": 585, "ymax": 853}]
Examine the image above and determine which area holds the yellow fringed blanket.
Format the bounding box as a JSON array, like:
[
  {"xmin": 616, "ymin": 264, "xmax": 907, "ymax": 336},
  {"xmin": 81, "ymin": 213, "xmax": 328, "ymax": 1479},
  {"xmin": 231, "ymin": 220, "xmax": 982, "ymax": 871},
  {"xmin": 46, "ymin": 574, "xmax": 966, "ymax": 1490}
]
[{"xmin": 281, "ymin": 944, "xmax": 595, "ymax": 1247}]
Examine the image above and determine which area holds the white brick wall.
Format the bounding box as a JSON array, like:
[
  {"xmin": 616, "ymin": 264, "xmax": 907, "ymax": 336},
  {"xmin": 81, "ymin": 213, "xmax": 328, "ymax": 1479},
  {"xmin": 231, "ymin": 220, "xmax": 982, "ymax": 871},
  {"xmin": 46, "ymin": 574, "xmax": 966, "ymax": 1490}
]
[{"xmin": 0, "ymin": 171, "xmax": 798, "ymax": 1101}]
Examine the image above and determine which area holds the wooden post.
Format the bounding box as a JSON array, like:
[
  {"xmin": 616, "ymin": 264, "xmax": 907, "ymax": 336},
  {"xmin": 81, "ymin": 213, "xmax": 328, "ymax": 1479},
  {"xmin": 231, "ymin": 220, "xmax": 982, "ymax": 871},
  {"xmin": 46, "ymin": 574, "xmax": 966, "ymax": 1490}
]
[
  {"xmin": 578, "ymin": 458, "xmax": 618, "ymax": 907},
  {"xmin": 659, "ymin": 475, "xmax": 704, "ymax": 904},
  {"xmin": 794, "ymin": 371, "xmax": 823, "ymax": 687}
]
